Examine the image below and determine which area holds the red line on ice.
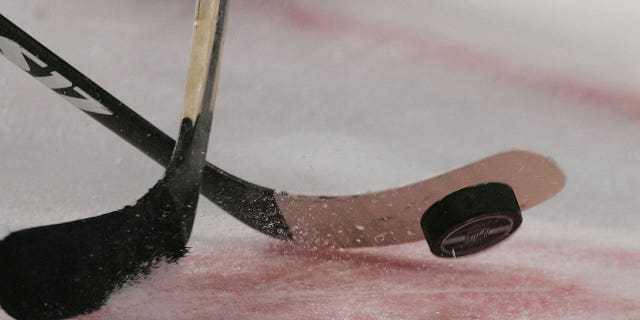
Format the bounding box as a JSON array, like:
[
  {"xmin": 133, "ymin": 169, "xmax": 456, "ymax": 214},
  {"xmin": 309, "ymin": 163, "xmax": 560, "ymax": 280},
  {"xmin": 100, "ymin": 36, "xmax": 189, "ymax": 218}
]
[
  {"xmin": 80, "ymin": 239, "xmax": 639, "ymax": 319},
  {"xmin": 239, "ymin": 0, "xmax": 640, "ymax": 119}
]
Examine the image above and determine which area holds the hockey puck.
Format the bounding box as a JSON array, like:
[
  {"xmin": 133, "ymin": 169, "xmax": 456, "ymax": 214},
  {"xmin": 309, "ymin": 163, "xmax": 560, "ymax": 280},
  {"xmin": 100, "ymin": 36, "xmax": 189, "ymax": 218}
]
[{"xmin": 420, "ymin": 182, "xmax": 522, "ymax": 258}]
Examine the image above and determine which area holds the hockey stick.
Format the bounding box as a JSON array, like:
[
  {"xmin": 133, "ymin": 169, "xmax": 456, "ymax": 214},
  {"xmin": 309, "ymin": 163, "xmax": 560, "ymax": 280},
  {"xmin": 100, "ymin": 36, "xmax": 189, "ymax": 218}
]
[
  {"xmin": 0, "ymin": 11, "xmax": 291, "ymax": 240},
  {"xmin": 0, "ymin": 11, "xmax": 565, "ymax": 250},
  {"xmin": 0, "ymin": 0, "xmax": 227, "ymax": 318}
]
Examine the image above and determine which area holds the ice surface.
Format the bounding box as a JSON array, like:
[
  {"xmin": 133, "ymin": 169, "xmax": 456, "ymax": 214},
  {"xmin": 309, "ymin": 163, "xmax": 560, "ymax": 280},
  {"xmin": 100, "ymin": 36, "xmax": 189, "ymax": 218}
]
[{"xmin": 1, "ymin": 0, "xmax": 639, "ymax": 319}]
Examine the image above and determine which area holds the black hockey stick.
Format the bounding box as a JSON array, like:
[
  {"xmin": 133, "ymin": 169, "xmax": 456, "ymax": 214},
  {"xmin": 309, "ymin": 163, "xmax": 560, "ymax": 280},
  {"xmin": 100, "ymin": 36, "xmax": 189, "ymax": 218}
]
[
  {"xmin": 0, "ymin": 11, "xmax": 291, "ymax": 241},
  {"xmin": 0, "ymin": 0, "xmax": 227, "ymax": 318},
  {"xmin": 0, "ymin": 10, "xmax": 565, "ymax": 251}
]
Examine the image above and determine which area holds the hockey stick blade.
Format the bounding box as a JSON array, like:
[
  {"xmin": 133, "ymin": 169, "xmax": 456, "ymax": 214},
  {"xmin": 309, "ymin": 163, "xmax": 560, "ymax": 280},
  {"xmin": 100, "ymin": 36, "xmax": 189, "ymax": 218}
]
[
  {"xmin": 278, "ymin": 150, "xmax": 565, "ymax": 247},
  {"xmin": 0, "ymin": 0, "xmax": 227, "ymax": 318}
]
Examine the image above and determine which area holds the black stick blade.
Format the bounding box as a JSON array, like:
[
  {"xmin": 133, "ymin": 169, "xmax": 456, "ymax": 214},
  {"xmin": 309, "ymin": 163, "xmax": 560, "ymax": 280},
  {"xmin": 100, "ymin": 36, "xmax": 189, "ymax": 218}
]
[
  {"xmin": 0, "ymin": 181, "xmax": 194, "ymax": 319},
  {"xmin": 0, "ymin": 1, "xmax": 227, "ymax": 317}
]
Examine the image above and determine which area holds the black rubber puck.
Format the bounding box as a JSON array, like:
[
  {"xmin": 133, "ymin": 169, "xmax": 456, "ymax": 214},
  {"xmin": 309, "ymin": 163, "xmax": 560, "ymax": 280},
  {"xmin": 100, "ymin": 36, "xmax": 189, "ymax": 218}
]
[{"xmin": 421, "ymin": 182, "xmax": 522, "ymax": 258}]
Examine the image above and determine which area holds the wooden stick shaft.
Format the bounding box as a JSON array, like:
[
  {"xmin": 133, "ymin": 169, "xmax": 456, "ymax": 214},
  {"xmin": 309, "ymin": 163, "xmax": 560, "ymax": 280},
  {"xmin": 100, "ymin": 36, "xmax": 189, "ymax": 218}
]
[{"xmin": 183, "ymin": 0, "xmax": 222, "ymax": 120}]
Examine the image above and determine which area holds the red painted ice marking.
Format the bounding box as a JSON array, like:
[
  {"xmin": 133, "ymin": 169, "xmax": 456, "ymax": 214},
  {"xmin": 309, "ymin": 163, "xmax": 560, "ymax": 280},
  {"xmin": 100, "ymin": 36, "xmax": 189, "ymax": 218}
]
[
  {"xmin": 79, "ymin": 239, "xmax": 640, "ymax": 319},
  {"xmin": 515, "ymin": 239, "xmax": 640, "ymax": 269},
  {"xmin": 238, "ymin": 0, "xmax": 640, "ymax": 120}
]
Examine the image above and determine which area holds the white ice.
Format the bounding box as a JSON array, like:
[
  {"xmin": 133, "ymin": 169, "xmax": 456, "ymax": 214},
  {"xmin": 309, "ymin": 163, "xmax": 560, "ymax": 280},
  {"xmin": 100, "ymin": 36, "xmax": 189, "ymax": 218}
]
[{"xmin": 1, "ymin": 1, "xmax": 639, "ymax": 319}]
